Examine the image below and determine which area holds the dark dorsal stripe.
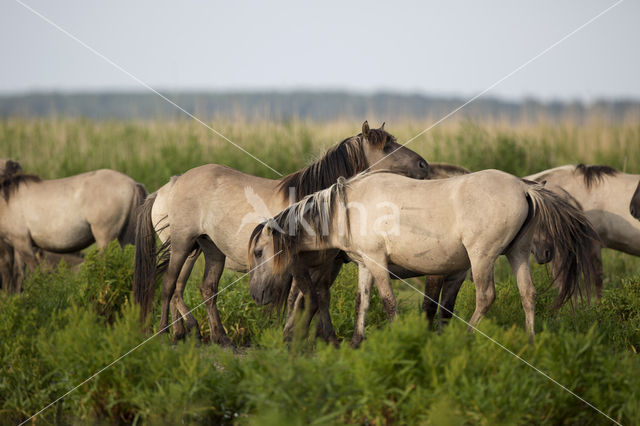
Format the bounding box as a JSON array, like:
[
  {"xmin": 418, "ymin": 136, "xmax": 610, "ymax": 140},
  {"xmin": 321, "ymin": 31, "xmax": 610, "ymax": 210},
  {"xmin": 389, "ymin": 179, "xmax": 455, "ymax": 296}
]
[{"xmin": 575, "ymin": 164, "xmax": 619, "ymax": 188}]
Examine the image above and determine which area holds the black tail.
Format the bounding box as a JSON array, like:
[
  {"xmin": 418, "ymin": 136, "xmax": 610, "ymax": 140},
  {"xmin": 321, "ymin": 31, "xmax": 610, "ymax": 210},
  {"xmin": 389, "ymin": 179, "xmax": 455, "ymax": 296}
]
[
  {"xmin": 120, "ymin": 183, "xmax": 147, "ymax": 246},
  {"xmin": 133, "ymin": 192, "xmax": 159, "ymax": 322},
  {"xmin": 527, "ymin": 185, "xmax": 602, "ymax": 308}
]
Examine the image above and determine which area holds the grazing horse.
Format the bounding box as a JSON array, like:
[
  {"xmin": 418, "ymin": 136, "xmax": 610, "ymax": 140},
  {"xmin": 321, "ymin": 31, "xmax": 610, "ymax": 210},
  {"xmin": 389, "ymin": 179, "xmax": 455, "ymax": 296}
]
[
  {"xmin": 0, "ymin": 159, "xmax": 146, "ymax": 290},
  {"xmin": 526, "ymin": 164, "xmax": 640, "ymax": 296},
  {"xmin": 631, "ymin": 179, "xmax": 640, "ymax": 220},
  {"xmin": 285, "ymin": 162, "xmax": 473, "ymax": 334},
  {"xmin": 248, "ymin": 170, "xmax": 599, "ymax": 345},
  {"xmin": 133, "ymin": 122, "xmax": 430, "ymax": 345}
]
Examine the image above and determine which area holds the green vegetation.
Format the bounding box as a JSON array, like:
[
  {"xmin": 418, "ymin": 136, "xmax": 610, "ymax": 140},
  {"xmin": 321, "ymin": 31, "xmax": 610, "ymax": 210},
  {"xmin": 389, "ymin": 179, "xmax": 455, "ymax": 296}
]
[{"xmin": 1, "ymin": 118, "xmax": 640, "ymax": 424}]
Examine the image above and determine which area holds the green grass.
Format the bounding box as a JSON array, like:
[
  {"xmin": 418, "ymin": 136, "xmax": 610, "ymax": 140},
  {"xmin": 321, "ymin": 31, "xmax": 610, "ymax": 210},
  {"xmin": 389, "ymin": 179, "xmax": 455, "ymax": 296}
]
[{"xmin": 1, "ymin": 118, "xmax": 640, "ymax": 424}]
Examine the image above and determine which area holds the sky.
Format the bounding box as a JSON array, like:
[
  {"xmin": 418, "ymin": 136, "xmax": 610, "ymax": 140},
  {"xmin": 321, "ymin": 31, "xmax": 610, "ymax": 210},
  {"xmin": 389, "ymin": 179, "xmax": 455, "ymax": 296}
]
[{"xmin": 1, "ymin": 0, "xmax": 638, "ymax": 101}]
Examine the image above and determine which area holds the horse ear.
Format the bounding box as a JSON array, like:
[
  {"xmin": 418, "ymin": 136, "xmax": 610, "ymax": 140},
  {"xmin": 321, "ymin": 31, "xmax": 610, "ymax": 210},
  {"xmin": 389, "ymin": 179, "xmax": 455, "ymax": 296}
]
[
  {"xmin": 362, "ymin": 121, "xmax": 370, "ymax": 138},
  {"xmin": 265, "ymin": 219, "xmax": 276, "ymax": 236},
  {"xmin": 380, "ymin": 122, "xmax": 385, "ymax": 131}
]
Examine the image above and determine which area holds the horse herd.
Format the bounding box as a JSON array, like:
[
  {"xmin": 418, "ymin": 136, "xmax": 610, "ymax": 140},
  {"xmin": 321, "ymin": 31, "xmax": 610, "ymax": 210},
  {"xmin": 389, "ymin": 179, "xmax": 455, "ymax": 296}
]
[{"xmin": 1, "ymin": 121, "xmax": 640, "ymax": 347}]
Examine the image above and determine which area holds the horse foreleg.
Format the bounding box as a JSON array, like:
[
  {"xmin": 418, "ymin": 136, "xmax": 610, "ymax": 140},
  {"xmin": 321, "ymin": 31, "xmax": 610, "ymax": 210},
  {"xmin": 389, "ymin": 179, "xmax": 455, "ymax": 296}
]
[
  {"xmin": 287, "ymin": 267, "xmax": 318, "ymax": 342},
  {"xmin": 363, "ymin": 257, "xmax": 396, "ymax": 322},
  {"xmin": 438, "ymin": 270, "xmax": 467, "ymax": 327},
  {"xmin": 198, "ymin": 239, "xmax": 231, "ymax": 347},
  {"xmin": 285, "ymin": 281, "xmax": 301, "ymax": 320},
  {"xmin": 313, "ymin": 259, "xmax": 342, "ymax": 346},
  {"xmin": 314, "ymin": 282, "xmax": 338, "ymax": 345},
  {"xmin": 10, "ymin": 241, "xmax": 39, "ymax": 293},
  {"xmin": 0, "ymin": 242, "xmax": 15, "ymax": 293},
  {"xmin": 423, "ymin": 275, "xmax": 443, "ymax": 326},
  {"xmin": 351, "ymin": 264, "xmax": 373, "ymax": 348},
  {"xmin": 283, "ymin": 282, "xmax": 304, "ymax": 341}
]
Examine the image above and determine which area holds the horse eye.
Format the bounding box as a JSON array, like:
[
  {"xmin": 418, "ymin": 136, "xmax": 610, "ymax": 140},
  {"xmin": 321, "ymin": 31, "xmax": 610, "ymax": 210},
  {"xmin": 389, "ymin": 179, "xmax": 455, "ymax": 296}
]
[{"xmin": 254, "ymin": 249, "xmax": 263, "ymax": 258}]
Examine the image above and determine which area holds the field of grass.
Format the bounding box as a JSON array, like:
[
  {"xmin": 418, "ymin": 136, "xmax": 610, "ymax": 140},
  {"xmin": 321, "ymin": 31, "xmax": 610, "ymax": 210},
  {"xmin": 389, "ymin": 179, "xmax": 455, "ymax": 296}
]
[{"xmin": 1, "ymin": 117, "xmax": 640, "ymax": 425}]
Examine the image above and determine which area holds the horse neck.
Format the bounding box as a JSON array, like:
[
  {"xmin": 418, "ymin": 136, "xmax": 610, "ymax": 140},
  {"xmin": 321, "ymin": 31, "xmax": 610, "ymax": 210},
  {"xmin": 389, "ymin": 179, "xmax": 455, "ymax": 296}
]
[{"xmin": 278, "ymin": 137, "xmax": 367, "ymax": 200}]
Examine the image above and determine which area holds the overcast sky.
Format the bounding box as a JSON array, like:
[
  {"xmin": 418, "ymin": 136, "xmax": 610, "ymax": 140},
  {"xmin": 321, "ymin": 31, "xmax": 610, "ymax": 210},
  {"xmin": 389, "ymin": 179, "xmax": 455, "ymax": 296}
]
[{"xmin": 1, "ymin": 0, "xmax": 638, "ymax": 101}]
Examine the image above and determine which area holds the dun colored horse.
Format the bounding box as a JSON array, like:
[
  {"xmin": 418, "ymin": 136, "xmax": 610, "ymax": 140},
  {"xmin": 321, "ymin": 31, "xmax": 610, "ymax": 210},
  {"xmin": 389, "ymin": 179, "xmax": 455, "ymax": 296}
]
[
  {"xmin": 527, "ymin": 165, "xmax": 640, "ymax": 296},
  {"xmin": 133, "ymin": 122, "xmax": 430, "ymax": 344},
  {"xmin": 0, "ymin": 159, "xmax": 146, "ymax": 290},
  {"xmin": 248, "ymin": 170, "xmax": 599, "ymax": 345},
  {"xmin": 285, "ymin": 162, "xmax": 472, "ymax": 333}
]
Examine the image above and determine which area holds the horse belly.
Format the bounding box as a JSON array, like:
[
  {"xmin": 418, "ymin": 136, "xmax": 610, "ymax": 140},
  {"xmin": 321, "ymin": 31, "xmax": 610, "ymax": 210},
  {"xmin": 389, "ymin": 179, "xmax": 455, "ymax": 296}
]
[
  {"xmin": 386, "ymin": 233, "xmax": 470, "ymax": 276},
  {"xmin": 27, "ymin": 212, "xmax": 94, "ymax": 252}
]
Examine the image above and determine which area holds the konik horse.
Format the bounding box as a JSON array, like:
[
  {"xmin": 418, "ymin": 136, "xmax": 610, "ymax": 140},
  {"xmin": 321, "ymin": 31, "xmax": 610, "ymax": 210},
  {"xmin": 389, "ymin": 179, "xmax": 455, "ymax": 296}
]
[
  {"xmin": 248, "ymin": 170, "xmax": 599, "ymax": 344},
  {"xmin": 133, "ymin": 122, "xmax": 430, "ymax": 345},
  {"xmin": 0, "ymin": 159, "xmax": 146, "ymax": 290}
]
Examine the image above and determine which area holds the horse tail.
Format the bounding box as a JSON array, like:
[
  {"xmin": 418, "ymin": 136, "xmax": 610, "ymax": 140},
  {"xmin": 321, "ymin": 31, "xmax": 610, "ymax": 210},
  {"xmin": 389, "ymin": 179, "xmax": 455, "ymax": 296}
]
[
  {"xmin": 120, "ymin": 183, "xmax": 148, "ymax": 246},
  {"xmin": 525, "ymin": 184, "xmax": 601, "ymax": 308},
  {"xmin": 133, "ymin": 191, "xmax": 159, "ymax": 322}
]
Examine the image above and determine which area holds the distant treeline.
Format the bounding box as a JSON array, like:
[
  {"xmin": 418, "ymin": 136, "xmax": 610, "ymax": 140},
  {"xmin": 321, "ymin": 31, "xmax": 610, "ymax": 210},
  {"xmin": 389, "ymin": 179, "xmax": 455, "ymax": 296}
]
[{"xmin": 1, "ymin": 91, "xmax": 639, "ymax": 122}]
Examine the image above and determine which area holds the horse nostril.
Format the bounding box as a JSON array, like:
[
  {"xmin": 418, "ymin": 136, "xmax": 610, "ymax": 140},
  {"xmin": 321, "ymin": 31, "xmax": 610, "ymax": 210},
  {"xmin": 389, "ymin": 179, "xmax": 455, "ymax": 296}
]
[
  {"xmin": 632, "ymin": 207, "xmax": 637, "ymax": 217},
  {"xmin": 543, "ymin": 249, "xmax": 551, "ymax": 261},
  {"xmin": 419, "ymin": 160, "xmax": 428, "ymax": 169}
]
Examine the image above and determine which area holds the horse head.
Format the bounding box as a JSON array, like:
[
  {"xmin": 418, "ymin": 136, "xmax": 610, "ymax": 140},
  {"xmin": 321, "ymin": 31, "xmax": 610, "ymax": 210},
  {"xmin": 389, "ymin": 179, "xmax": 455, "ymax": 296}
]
[
  {"xmin": 360, "ymin": 121, "xmax": 429, "ymax": 179},
  {"xmin": 248, "ymin": 221, "xmax": 293, "ymax": 306}
]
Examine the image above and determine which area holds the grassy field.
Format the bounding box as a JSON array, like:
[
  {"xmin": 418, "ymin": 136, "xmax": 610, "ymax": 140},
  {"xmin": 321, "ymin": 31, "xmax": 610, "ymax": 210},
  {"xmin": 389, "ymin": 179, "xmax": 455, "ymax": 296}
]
[{"xmin": 1, "ymin": 118, "xmax": 640, "ymax": 424}]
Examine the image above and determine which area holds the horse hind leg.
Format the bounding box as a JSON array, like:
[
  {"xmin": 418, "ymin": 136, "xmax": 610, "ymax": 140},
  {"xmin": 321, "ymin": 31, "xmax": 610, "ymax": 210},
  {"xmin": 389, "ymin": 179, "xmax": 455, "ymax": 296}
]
[
  {"xmin": 351, "ymin": 264, "xmax": 373, "ymax": 348},
  {"xmin": 467, "ymin": 254, "xmax": 497, "ymax": 332},
  {"xmin": 171, "ymin": 252, "xmax": 203, "ymax": 341},
  {"xmin": 197, "ymin": 237, "xmax": 232, "ymax": 347},
  {"xmin": 90, "ymin": 223, "xmax": 121, "ymax": 251},
  {"xmin": 591, "ymin": 245, "xmax": 603, "ymax": 300},
  {"xmin": 158, "ymin": 237, "xmax": 194, "ymax": 334},
  {"xmin": 506, "ymin": 241, "xmax": 537, "ymax": 341}
]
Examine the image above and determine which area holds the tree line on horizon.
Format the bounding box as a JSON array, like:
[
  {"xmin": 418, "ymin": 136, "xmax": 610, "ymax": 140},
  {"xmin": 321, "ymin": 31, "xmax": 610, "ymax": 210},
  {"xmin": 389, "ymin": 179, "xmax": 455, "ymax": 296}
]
[{"xmin": 1, "ymin": 91, "xmax": 639, "ymax": 122}]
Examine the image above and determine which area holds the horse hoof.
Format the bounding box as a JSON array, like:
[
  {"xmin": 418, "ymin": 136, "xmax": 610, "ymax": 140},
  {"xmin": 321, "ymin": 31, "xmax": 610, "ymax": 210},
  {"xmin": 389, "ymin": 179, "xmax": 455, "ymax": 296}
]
[
  {"xmin": 350, "ymin": 336, "xmax": 364, "ymax": 349},
  {"xmin": 213, "ymin": 334, "xmax": 235, "ymax": 349}
]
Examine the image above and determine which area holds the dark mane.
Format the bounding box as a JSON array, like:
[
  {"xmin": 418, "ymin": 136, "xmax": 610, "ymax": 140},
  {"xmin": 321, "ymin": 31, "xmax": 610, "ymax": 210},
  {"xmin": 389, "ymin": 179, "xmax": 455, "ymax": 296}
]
[
  {"xmin": 0, "ymin": 173, "xmax": 41, "ymax": 202},
  {"xmin": 575, "ymin": 164, "xmax": 619, "ymax": 188},
  {"xmin": 277, "ymin": 128, "xmax": 390, "ymax": 200},
  {"xmin": 251, "ymin": 178, "xmax": 349, "ymax": 273}
]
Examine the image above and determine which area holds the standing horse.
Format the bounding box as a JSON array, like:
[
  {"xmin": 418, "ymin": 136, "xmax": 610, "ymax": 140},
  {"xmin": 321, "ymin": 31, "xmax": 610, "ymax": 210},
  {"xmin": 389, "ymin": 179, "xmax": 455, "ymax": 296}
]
[
  {"xmin": 0, "ymin": 160, "xmax": 146, "ymax": 290},
  {"xmin": 133, "ymin": 122, "xmax": 430, "ymax": 345},
  {"xmin": 248, "ymin": 170, "xmax": 599, "ymax": 345},
  {"xmin": 285, "ymin": 162, "xmax": 473, "ymax": 333},
  {"xmin": 419, "ymin": 163, "xmax": 471, "ymax": 326},
  {"xmin": 526, "ymin": 164, "xmax": 640, "ymax": 296}
]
